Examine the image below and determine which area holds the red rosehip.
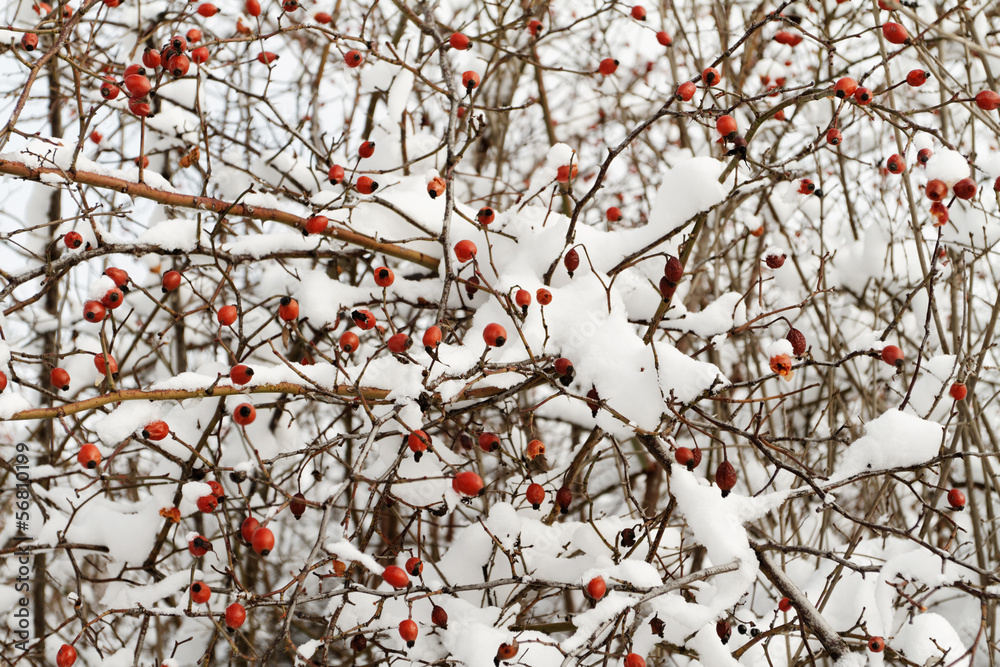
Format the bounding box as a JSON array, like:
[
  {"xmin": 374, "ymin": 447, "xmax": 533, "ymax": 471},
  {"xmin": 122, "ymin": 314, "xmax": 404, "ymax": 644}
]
[
  {"xmin": 233, "ymin": 403, "xmax": 256, "ymax": 425},
  {"xmin": 586, "ymin": 576, "xmax": 606, "ymax": 600},
  {"xmin": 676, "ymin": 81, "xmax": 696, "ymax": 101},
  {"xmin": 252, "ymin": 526, "xmax": 274, "ymax": 555},
  {"xmin": 881, "ymin": 344, "xmax": 904, "ymax": 367},
  {"xmin": 975, "ymin": 90, "xmax": 1000, "ymax": 111},
  {"xmin": 598, "ymin": 58, "xmax": 619, "ymax": 76},
  {"xmin": 77, "ymin": 443, "xmax": 101, "ymax": 469},
  {"xmin": 834, "ymin": 77, "xmax": 858, "ymax": 99},
  {"xmin": 882, "ymin": 22, "xmax": 908, "ymax": 45},
  {"xmin": 702, "ymin": 67, "xmax": 721, "ymax": 86},
  {"xmin": 225, "ymin": 602, "xmax": 247, "ymax": 630},
  {"xmin": 190, "ymin": 581, "xmax": 211, "ymax": 604},
  {"xmin": 949, "ymin": 382, "xmax": 967, "ymax": 401},
  {"xmin": 526, "ymin": 483, "xmax": 545, "ymax": 509},
  {"xmin": 483, "ymin": 323, "xmax": 507, "ymax": 347},
  {"xmin": 50, "ymin": 367, "xmax": 71, "ymax": 391},
  {"xmin": 383, "ymin": 565, "xmax": 409, "ymax": 588},
  {"xmin": 278, "ymin": 296, "xmax": 299, "ymax": 321},
  {"xmin": 344, "ymin": 50, "xmax": 363, "ymax": 67},
  {"xmin": 453, "ymin": 471, "xmax": 484, "ymax": 496},
  {"xmin": 450, "ymin": 32, "xmax": 470, "ymax": 50},
  {"xmin": 947, "ymin": 488, "xmax": 966, "ymax": 510}
]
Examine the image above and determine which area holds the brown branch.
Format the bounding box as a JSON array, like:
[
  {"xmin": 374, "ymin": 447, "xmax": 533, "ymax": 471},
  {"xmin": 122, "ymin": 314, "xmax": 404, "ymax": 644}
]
[{"xmin": 0, "ymin": 158, "xmax": 440, "ymax": 270}]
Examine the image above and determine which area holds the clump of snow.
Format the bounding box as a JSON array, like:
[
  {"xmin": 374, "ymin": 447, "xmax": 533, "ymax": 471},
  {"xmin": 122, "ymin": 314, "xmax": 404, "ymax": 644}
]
[
  {"xmin": 765, "ymin": 338, "xmax": 794, "ymax": 358},
  {"xmin": 830, "ymin": 410, "xmax": 943, "ymax": 482},
  {"xmin": 924, "ymin": 149, "xmax": 970, "ymax": 185}
]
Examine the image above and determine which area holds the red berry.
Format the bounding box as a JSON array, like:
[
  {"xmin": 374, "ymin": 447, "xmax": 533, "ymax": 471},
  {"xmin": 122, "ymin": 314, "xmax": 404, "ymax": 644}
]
[
  {"xmin": 477, "ymin": 207, "xmax": 495, "ymax": 225},
  {"xmin": 975, "ymin": 90, "xmax": 1000, "ymax": 111},
  {"xmin": 479, "ymin": 432, "xmax": 500, "ymax": 452},
  {"xmin": 225, "ymin": 602, "xmax": 246, "ymax": 630},
  {"xmin": 716, "ymin": 114, "xmax": 737, "ymax": 139},
  {"xmin": 606, "ymin": 206, "xmax": 623, "ymax": 222},
  {"xmin": 526, "ymin": 483, "xmax": 545, "ymax": 509},
  {"xmin": 454, "ymin": 239, "xmax": 478, "ymax": 262},
  {"xmin": 556, "ymin": 163, "xmax": 578, "ymax": 183},
  {"xmin": 834, "ymin": 77, "xmax": 858, "ymax": 99},
  {"xmin": 355, "ymin": 176, "xmax": 378, "ymax": 194},
  {"xmin": 564, "ymin": 248, "xmax": 580, "ymax": 276},
  {"xmin": 21, "ymin": 33, "xmax": 39, "ymax": 51},
  {"xmin": 854, "ymin": 87, "xmax": 872, "ymax": 105},
  {"xmin": 252, "ymin": 526, "xmax": 274, "ymax": 555},
  {"xmin": 84, "ymin": 300, "xmax": 107, "ymax": 323},
  {"xmin": 826, "ymin": 128, "xmax": 842, "ymax": 145},
  {"xmin": 241, "ymin": 516, "xmax": 260, "ymax": 543},
  {"xmin": 798, "ymin": 178, "xmax": 816, "ymax": 194},
  {"xmin": 715, "ymin": 460, "xmax": 737, "ymax": 497},
  {"xmin": 358, "ymin": 141, "xmax": 375, "ymax": 158},
  {"xmin": 57, "ymin": 644, "xmax": 77, "ymax": 667},
  {"xmin": 196, "ymin": 3, "xmax": 217, "ymax": 16},
  {"xmin": 257, "ymin": 51, "xmax": 279, "ymax": 65},
  {"xmin": 556, "ymin": 485, "xmax": 572, "ymax": 513},
  {"xmin": 408, "ymin": 430, "xmax": 430, "ymax": 455},
  {"xmin": 598, "ymin": 58, "xmax": 619, "ymax": 76},
  {"xmin": 304, "ymin": 215, "xmax": 329, "ymax": 235},
  {"xmin": 233, "ymin": 403, "xmax": 256, "ymax": 425},
  {"xmin": 290, "ymin": 492, "xmax": 307, "ymax": 519},
  {"xmin": 949, "ymin": 382, "xmax": 967, "ymax": 400},
  {"xmin": 399, "ymin": 619, "xmax": 418, "ymax": 646},
  {"xmin": 190, "ymin": 581, "xmax": 211, "ymax": 604},
  {"xmin": 383, "ymin": 565, "xmax": 409, "ymax": 588},
  {"xmin": 906, "ymin": 69, "xmax": 929, "ymax": 87},
  {"xmin": 453, "ymin": 471, "xmax": 484, "ymax": 496},
  {"xmin": 702, "ymin": 67, "xmax": 720, "ymax": 86},
  {"xmin": 278, "ymin": 296, "xmax": 299, "ymax": 321},
  {"xmin": 886, "ymin": 154, "xmax": 904, "ymax": 174},
  {"xmin": 586, "ymin": 576, "xmax": 606, "ymax": 600},
  {"xmin": 351, "ymin": 309, "xmax": 376, "ymax": 330},
  {"xmin": 422, "ymin": 325, "xmax": 442, "ymax": 349},
  {"xmin": 526, "ymin": 439, "xmax": 545, "ymax": 459},
  {"xmin": 167, "ymin": 53, "xmax": 190, "ymax": 77},
  {"xmin": 868, "ymin": 637, "xmax": 885, "ymax": 653},
  {"xmin": 189, "ymin": 534, "xmax": 212, "ymax": 557},
  {"xmin": 656, "ymin": 31, "xmax": 672, "ymax": 46},
  {"xmin": 100, "ymin": 79, "xmax": 120, "ymax": 100},
  {"xmin": 624, "ymin": 654, "xmax": 646, "ymax": 667},
  {"xmin": 427, "ymin": 176, "xmax": 446, "ymax": 198},
  {"xmin": 536, "ymin": 288, "xmax": 553, "ymax": 306},
  {"xmin": 162, "ymin": 270, "xmax": 182, "ymax": 292},
  {"xmin": 345, "ymin": 50, "xmax": 363, "ymax": 67},
  {"xmin": 778, "ymin": 597, "xmax": 792, "ymax": 612},
  {"xmin": 664, "ymin": 255, "xmax": 683, "ymax": 284},
  {"xmin": 449, "ymin": 32, "xmax": 470, "ymax": 50},
  {"xmin": 230, "ymin": 364, "xmax": 254, "ymax": 385},
  {"xmin": 197, "ymin": 494, "xmax": 218, "ymax": 513},
  {"xmin": 953, "ymin": 178, "xmax": 977, "ymax": 200},
  {"xmin": 245, "ymin": 0, "xmax": 260, "ymax": 16},
  {"xmin": 64, "ymin": 231, "xmax": 83, "ymax": 248},
  {"xmin": 431, "ymin": 605, "xmax": 448, "ymax": 628},
  {"xmin": 630, "ymin": 5, "xmax": 646, "ymax": 20},
  {"xmin": 925, "ymin": 179, "xmax": 948, "ymax": 201},
  {"xmin": 881, "ymin": 344, "xmax": 904, "ymax": 367},
  {"xmin": 77, "ymin": 443, "xmax": 101, "ymax": 469},
  {"xmin": 217, "ymin": 305, "xmax": 238, "ymax": 326},
  {"xmin": 124, "ymin": 70, "xmax": 153, "ymax": 98},
  {"xmin": 405, "ymin": 556, "xmax": 423, "ymax": 576},
  {"xmin": 387, "ymin": 333, "xmax": 412, "ymax": 354},
  {"xmin": 483, "ymin": 323, "xmax": 507, "ymax": 347},
  {"xmin": 918, "ymin": 148, "xmax": 933, "ymax": 165},
  {"xmin": 676, "ymin": 81, "xmax": 696, "ymax": 101},
  {"xmin": 947, "ymin": 488, "xmax": 966, "ymax": 510},
  {"xmin": 328, "ymin": 164, "xmax": 345, "ymax": 184},
  {"xmin": 94, "ymin": 352, "xmax": 117, "ymax": 376},
  {"xmin": 882, "ymin": 22, "xmax": 908, "ymax": 45},
  {"xmin": 50, "ymin": 367, "xmax": 70, "ymax": 391},
  {"xmin": 462, "ymin": 71, "xmax": 481, "ymax": 89},
  {"xmin": 674, "ymin": 446, "xmax": 694, "ymax": 469},
  {"xmin": 142, "ymin": 420, "xmax": 169, "ymax": 440}
]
